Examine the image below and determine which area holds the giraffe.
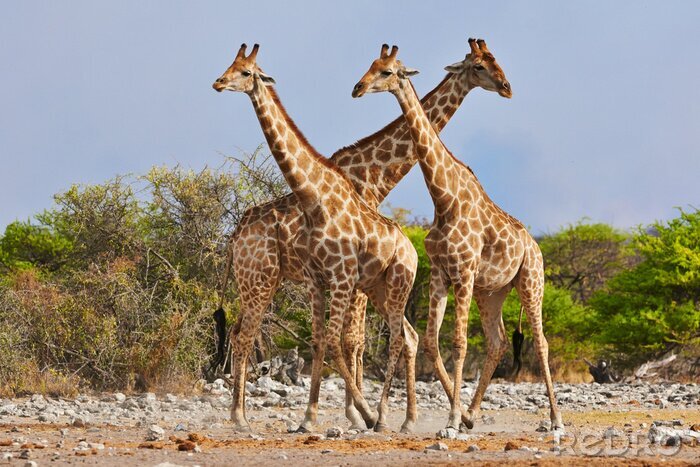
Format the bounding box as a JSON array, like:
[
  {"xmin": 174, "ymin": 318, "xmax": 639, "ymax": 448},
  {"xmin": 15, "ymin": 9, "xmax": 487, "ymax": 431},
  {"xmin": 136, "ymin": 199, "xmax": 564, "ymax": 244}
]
[
  {"xmin": 213, "ymin": 43, "xmax": 419, "ymax": 433},
  {"xmin": 352, "ymin": 42, "xmax": 563, "ymax": 432},
  {"xmin": 213, "ymin": 40, "xmax": 512, "ymax": 432}
]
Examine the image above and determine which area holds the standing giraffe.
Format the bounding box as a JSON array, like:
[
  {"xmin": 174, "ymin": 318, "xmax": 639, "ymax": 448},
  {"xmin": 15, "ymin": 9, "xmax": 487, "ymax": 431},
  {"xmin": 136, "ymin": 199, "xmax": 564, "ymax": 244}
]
[
  {"xmin": 213, "ymin": 44, "xmax": 419, "ymax": 433},
  {"xmin": 352, "ymin": 42, "xmax": 563, "ymax": 432},
  {"xmin": 214, "ymin": 40, "xmax": 511, "ymax": 432}
]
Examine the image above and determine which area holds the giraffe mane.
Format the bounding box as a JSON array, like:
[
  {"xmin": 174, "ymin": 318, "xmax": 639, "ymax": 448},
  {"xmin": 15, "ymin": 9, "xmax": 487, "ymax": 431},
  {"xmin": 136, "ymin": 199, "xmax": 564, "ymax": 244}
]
[
  {"xmin": 265, "ymin": 86, "xmax": 354, "ymax": 183},
  {"xmin": 330, "ymin": 73, "xmax": 454, "ymax": 160}
]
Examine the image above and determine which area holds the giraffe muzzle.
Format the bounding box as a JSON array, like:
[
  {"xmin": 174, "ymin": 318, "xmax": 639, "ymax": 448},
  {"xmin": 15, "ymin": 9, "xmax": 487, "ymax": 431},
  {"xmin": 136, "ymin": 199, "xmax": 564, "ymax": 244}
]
[
  {"xmin": 213, "ymin": 78, "xmax": 226, "ymax": 92},
  {"xmin": 499, "ymin": 81, "xmax": 512, "ymax": 98},
  {"xmin": 352, "ymin": 82, "xmax": 365, "ymax": 98}
]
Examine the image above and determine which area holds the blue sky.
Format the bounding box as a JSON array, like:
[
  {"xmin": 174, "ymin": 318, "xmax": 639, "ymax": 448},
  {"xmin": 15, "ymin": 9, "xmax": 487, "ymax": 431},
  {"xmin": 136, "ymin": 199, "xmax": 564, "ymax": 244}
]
[{"xmin": 1, "ymin": 1, "xmax": 698, "ymax": 234}]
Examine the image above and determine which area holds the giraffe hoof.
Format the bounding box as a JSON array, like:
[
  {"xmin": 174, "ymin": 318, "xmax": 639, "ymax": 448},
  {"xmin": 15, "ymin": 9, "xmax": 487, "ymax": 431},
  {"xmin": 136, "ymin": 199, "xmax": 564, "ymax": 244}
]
[
  {"xmin": 374, "ymin": 422, "xmax": 390, "ymax": 433},
  {"xmin": 295, "ymin": 425, "xmax": 311, "ymax": 434},
  {"xmin": 399, "ymin": 421, "xmax": 416, "ymax": 434},
  {"xmin": 364, "ymin": 413, "xmax": 378, "ymax": 430},
  {"xmin": 232, "ymin": 423, "xmax": 253, "ymax": 433},
  {"xmin": 461, "ymin": 419, "xmax": 474, "ymax": 431}
]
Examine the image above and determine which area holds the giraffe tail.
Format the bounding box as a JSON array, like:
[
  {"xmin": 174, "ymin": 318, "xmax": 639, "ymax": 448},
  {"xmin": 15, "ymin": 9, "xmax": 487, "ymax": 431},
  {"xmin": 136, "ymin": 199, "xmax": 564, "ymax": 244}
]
[
  {"xmin": 209, "ymin": 238, "xmax": 235, "ymax": 378},
  {"xmin": 511, "ymin": 305, "xmax": 525, "ymax": 378}
]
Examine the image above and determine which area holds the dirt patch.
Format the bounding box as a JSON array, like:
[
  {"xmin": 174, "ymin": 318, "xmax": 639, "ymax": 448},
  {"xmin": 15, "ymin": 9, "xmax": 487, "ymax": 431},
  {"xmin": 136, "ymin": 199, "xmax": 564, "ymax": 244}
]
[{"xmin": 1, "ymin": 407, "xmax": 699, "ymax": 466}]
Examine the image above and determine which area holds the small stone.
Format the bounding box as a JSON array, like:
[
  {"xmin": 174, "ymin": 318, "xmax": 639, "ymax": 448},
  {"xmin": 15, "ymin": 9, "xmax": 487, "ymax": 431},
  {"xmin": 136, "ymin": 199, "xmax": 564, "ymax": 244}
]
[
  {"xmin": 321, "ymin": 449, "xmax": 333, "ymax": 454},
  {"xmin": 175, "ymin": 423, "xmax": 187, "ymax": 432},
  {"xmin": 24, "ymin": 462, "xmax": 38, "ymax": 467},
  {"xmin": 603, "ymin": 427, "xmax": 622, "ymax": 439},
  {"xmin": 19, "ymin": 449, "xmax": 31, "ymax": 459},
  {"xmin": 481, "ymin": 415, "xmax": 495, "ymax": 425},
  {"xmin": 504, "ymin": 441, "xmax": 519, "ymax": 451},
  {"xmin": 72, "ymin": 417, "xmax": 87, "ymax": 428},
  {"xmin": 536, "ymin": 420, "xmax": 551, "ymax": 432},
  {"xmin": 436, "ymin": 427, "xmax": 458, "ymax": 439},
  {"xmin": 2, "ymin": 453, "xmax": 12, "ymax": 461},
  {"xmin": 60, "ymin": 428, "xmax": 69, "ymax": 437},
  {"xmin": 74, "ymin": 441, "xmax": 89, "ymax": 451},
  {"xmin": 88, "ymin": 442, "xmax": 105, "ymax": 450},
  {"xmin": 114, "ymin": 393, "xmax": 126, "ymax": 403},
  {"xmin": 147, "ymin": 424, "xmax": 165, "ymax": 441},
  {"xmin": 326, "ymin": 426, "xmax": 343, "ymax": 438},
  {"xmin": 426, "ymin": 441, "xmax": 449, "ymax": 451},
  {"xmin": 466, "ymin": 444, "xmax": 480, "ymax": 452}
]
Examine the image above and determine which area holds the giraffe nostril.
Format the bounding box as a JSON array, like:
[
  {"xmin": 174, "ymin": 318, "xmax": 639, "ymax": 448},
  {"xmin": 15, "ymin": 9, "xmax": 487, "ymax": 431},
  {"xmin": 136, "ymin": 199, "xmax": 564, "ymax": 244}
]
[
  {"xmin": 354, "ymin": 83, "xmax": 364, "ymax": 91},
  {"xmin": 216, "ymin": 78, "xmax": 225, "ymax": 83},
  {"xmin": 502, "ymin": 81, "xmax": 511, "ymax": 90}
]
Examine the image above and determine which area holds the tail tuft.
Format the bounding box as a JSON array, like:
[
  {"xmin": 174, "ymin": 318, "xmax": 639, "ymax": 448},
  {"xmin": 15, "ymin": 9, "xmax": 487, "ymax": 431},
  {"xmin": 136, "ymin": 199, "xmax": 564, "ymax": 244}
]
[
  {"xmin": 511, "ymin": 328, "xmax": 525, "ymax": 377},
  {"xmin": 213, "ymin": 307, "xmax": 228, "ymax": 366}
]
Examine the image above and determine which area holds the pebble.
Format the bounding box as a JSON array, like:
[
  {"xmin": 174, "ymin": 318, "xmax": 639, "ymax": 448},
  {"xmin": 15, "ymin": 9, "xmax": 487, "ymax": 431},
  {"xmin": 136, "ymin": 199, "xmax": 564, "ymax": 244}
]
[
  {"xmin": 466, "ymin": 444, "xmax": 480, "ymax": 452},
  {"xmin": 0, "ymin": 380, "xmax": 696, "ymax": 442},
  {"xmin": 326, "ymin": 426, "xmax": 343, "ymax": 438},
  {"xmin": 436, "ymin": 427, "xmax": 459, "ymax": 439},
  {"xmin": 425, "ymin": 441, "xmax": 449, "ymax": 451},
  {"xmin": 147, "ymin": 424, "xmax": 165, "ymax": 441}
]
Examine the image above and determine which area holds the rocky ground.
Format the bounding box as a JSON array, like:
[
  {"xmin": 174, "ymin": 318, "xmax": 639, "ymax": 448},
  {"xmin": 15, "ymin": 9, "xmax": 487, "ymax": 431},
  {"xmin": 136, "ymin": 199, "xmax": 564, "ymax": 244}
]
[{"xmin": 1, "ymin": 377, "xmax": 699, "ymax": 466}]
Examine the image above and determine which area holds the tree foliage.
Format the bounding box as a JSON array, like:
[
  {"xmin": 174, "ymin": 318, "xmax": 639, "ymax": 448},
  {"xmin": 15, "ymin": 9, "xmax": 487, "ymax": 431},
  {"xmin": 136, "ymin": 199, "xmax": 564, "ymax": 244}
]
[
  {"xmin": 590, "ymin": 209, "xmax": 700, "ymax": 362},
  {"xmin": 539, "ymin": 221, "xmax": 633, "ymax": 302}
]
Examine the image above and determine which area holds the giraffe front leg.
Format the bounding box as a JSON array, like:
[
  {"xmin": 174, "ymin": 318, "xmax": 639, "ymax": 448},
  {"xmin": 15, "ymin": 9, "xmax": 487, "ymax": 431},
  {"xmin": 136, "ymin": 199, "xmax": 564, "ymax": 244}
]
[
  {"xmin": 342, "ymin": 290, "xmax": 367, "ymax": 431},
  {"xmin": 464, "ymin": 287, "xmax": 511, "ymax": 429},
  {"xmin": 424, "ymin": 269, "xmax": 472, "ymax": 428},
  {"xmin": 446, "ymin": 276, "xmax": 474, "ymax": 431},
  {"xmin": 297, "ymin": 284, "xmax": 326, "ymax": 433}
]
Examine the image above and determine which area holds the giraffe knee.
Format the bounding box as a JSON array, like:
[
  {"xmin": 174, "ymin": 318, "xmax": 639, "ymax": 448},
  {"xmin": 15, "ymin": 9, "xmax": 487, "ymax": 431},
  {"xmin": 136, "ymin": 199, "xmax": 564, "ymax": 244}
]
[{"xmin": 424, "ymin": 335, "xmax": 440, "ymax": 361}]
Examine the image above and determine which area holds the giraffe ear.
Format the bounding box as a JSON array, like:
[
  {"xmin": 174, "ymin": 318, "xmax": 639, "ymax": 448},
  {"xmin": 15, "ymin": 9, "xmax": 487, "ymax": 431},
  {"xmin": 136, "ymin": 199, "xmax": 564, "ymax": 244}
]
[
  {"xmin": 399, "ymin": 67, "xmax": 420, "ymax": 78},
  {"xmin": 257, "ymin": 71, "xmax": 276, "ymax": 85},
  {"xmin": 444, "ymin": 61, "xmax": 464, "ymax": 73}
]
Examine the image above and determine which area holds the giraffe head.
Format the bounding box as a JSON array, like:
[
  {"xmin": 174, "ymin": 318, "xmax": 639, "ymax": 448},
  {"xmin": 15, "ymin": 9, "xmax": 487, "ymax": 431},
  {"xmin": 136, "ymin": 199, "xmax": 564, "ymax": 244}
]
[
  {"xmin": 444, "ymin": 38, "xmax": 511, "ymax": 98},
  {"xmin": 351, "ymin": 44, "xmax": 419, "ymax": 98},
  {"xmin": 212, "ymin": 43, "xmax": 276, "ymax": 94}
]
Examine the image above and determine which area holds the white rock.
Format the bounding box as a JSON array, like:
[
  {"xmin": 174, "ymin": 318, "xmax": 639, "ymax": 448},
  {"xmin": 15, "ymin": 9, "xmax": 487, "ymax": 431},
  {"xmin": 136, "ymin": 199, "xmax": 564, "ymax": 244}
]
[
  {"xmin": 147, "ymin": 424, "xmax": 166, "ymax": 441},
  {"xmin": 436, "ymin": 427, "xmax": 459, "ymax": 439},
  {"xmin": 425, "ymin": 441, "xmax": 449, "ymax": 451}
]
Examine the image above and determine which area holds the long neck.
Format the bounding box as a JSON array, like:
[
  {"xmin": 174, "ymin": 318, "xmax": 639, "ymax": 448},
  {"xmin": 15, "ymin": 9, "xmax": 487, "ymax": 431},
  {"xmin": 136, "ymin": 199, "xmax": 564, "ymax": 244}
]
[
  {"xmin": 393, "ymin": 79, "xmax": 474, "ymax": 216},
  {"xmin": 248, "ymin": 80, "xmax": 336, "ymax": 212},
  {"xmin": 330, "ymin": 73, "xmax": 473, "ymax": 207}
]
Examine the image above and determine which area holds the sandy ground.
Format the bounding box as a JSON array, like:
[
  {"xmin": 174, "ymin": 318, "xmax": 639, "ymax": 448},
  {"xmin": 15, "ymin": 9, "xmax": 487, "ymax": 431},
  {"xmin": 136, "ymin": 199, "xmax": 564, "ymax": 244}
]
[{"xmin": 2, "ymin": 405, "xmax": 699, "ymax": 466}]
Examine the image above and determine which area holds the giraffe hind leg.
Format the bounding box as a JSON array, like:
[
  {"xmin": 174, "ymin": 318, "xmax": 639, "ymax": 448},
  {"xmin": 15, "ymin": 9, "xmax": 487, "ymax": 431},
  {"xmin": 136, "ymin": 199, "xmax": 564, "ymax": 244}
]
[
  {"xmin": 229, "ymin": 277, "xmax": 278, "ymax": 432},
  {"xmin": 515, "ymin": 258, "xmax": 563, "ymax": 430}
]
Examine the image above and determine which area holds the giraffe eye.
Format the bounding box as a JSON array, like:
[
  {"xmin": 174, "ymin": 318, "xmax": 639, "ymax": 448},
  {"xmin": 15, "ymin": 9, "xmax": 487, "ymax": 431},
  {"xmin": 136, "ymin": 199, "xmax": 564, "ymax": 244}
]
[
  {"xmin": 241, "ymin": 70, "xmax": 252, "ymax": 77},
  {"xmin": 381, "ymin": 70, "xmax": 393, "ymax": 76},
  {"xmin": 473, "ymin": 64, "xmax": 485, "ymax": 71}
]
